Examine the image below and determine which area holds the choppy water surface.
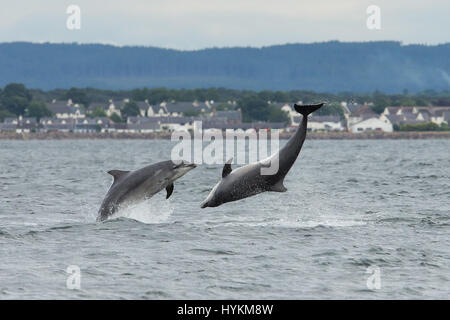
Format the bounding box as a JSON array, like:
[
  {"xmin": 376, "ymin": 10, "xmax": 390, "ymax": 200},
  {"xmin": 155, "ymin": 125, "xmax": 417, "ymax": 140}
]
[{"xmin": 0, "ymin": 139, "xmax": 449, "ymax": 299}]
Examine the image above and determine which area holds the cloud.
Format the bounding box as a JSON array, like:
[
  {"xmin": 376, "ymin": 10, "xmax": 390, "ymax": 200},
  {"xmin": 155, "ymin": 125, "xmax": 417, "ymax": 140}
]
[{"xmin": 0, "ymin": 0, "xmax": 448, "ymax": 49}]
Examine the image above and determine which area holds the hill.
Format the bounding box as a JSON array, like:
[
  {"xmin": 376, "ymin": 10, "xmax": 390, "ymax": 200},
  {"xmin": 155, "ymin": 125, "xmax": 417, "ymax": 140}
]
[{"xmin": 0, "ymin": 41, "xmax": 449, "ymax": 92}]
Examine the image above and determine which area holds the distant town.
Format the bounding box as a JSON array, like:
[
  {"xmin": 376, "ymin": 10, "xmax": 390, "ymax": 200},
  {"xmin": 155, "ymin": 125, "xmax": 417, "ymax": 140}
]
[{"xmin": 0, "ymin": 84, "xmax": 449, "ymax": 137}]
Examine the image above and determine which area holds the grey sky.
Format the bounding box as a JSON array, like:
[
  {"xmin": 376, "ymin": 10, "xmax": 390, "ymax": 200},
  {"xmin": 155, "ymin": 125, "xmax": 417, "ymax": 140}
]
[{"xmin": 0, "ymin": 0, "xmax": 448, "ymax": 49}]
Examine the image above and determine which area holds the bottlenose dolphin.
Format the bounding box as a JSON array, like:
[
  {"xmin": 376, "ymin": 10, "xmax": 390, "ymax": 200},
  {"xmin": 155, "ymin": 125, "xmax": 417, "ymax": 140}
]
[
  {"xmin": 200, "ymin": 103, "xmax": 323, "ymax": 208},
  {"xmin": 97, "ymin": 160, "xmax": 196, "ymax": 221}
]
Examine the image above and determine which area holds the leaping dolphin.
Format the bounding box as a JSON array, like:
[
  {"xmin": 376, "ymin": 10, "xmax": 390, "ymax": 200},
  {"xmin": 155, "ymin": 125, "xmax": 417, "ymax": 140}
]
[
  {"xmin": 97, "ymin": 160, "xmax": 196, "ymax": 221},
  {"xmin": 200, "ymin": 103, "xmax": 323, "ymax": 208}
]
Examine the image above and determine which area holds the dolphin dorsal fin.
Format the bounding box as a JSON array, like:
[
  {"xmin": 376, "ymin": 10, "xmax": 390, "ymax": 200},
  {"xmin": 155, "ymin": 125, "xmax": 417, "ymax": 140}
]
[
  {"xmin": 107, "ymin": 170, "xmax": 129, "ymax": 184},
  {"xmin": 222, "ymin": 158, "xmax": 233, "ymax": 178}
]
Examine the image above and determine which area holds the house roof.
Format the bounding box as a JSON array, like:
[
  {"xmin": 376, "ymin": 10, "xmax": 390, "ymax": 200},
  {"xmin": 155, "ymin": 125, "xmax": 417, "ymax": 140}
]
[
  {"xmin": 3, "ymin": 117, "xmax": 17, "ymax": 124},
  {"xmin": 46, "ymin": 101, "xmax": 71, "ymax": 114},
  {"xmin": 40, "ymin": 118, "xmax": 76, "ymax": 124},
  {"xmin": 88, "ymin": 102, "xmax": 110, "ymax": 111},
  {"xmin": 385, "ymin": 107, "xmax": 398, "ymax": 114},
  {"xmin": 0, "ymin": 123, "xmax": 17, "ymax": 131},
  {"xmin": 202, "ymin": 118, "xmax": 229, "ymax": 129},
  {"xmin": 251, "ymin": 122, "xmax": 286, "ymax": 129},
  {"xmin": 127, "ymin": 116, "xmax": 142, "ymax": 124},
  {"xmin": 128, "ymin": 122, "xmax": 160, "ymax": 130},
  {"xmin": 135, "ymin": 101, "xmax": 150, "ymax": 111},
  {"xmin": 350, "ymin": 105, "xmax": 377, "ymax": 118},
  {"xmin": 443, "ymin": 111, "xmax": 450, "ymax": 121},
  {"xmin": 385, "ymin": 115, "xmax": 403, "ymax": 124},
  {"xmin": 164, "ymin": 101, "xmax": 208, "ymax": 114},
  {"xmin": 152, "ymin": 116, "xmax": 199, "ymax": 124},
  {"xmin": 111, "ymin": 123, "xmax": 127, "ymax": 129},
  {"xmin": 78, "ymin": 117, "xmax": 110, "ymax": 125},
  {"xmin": 19, "ymin": 117, "xmax": 37, "ymax": 124},
  {"xmin": 341, "ymin": 103, "xmax": 361, "ymax": 113},
  {"xmin": 214, "ymin": 110, "xmax": 242, "ymax": 120},
  {"xmin": 47, "ymin": 101, "xmax": 85, "ymax": 115},
  {"xmin": 417, "ymin": 112, "xmax": 430, "ymax": 121},
  {"xmin": 386, "ymin": 106, "xmax": 450, "ymax": 117},
  {"xmin": 204, "ymin": 121, "xmax": 286, "ymax": 130},
  {"xmin": 43, "ymin": 123, "xmax": 75, "ymax": 130},
  {"xmin": 386, "ymin": 114, "xmax": 429, "ymax": 125},
  {"xmin": 400, "ymin": 107, "xmax": 415, "ymax": 113}
]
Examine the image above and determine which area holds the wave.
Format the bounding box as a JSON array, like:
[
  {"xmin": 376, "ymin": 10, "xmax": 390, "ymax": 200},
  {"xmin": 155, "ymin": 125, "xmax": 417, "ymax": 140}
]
[{"xmin": 214, "ymin": 216, "xmax": 366, "ymax": 229}]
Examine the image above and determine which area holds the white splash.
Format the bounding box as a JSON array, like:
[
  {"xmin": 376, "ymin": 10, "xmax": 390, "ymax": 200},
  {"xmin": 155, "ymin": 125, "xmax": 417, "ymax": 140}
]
[{"xmin": 110, "ymin": 194, "xmax": 174, "ymax": 224}]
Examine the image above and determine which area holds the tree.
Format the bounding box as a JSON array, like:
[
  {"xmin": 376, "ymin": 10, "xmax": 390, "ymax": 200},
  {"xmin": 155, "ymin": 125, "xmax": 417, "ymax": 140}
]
[
  {"xmin": 214, "ymin": 103, "xmax": 235, "ymax": 111},
  {"xmin": 121, "ymin": 101, "xmax": 140, "ymax": 119},
  {"xmin": 0, "ymin": 110, "xmax": 15, "ymax": 122},
  {"xmin": 1, "ymin": 83, "xmax": 32, "ymax": 116},
  {"xmin": 273, "ymin": 91, "xmax": 289, "ymax": 102},
  {"xmin": 372, "ymin": 93, "xmax": 390, "ymax": 114},
  {"xmin": 90, "ymin": 106, "xmax": 107, "ymax": 118},
  {"xmin": 238, "ymin": 95, "xmax": 270, "ymax": 122},
  {"xmin": 26, "ymin": 101, "xmax": 52, "ymax": 120},
  {"xmin": 63, "ymin": 87, "xmax": 89, "ymax": 107},
  {"xmin": 398, "ymin": 122, "xmax": 440, "ymax": 131},
  {"xmin": 146, "ymin": 88, "xmax": 170, "ymax": 104},
  {"xmin": 109, "ymin": 113, "xmax": 123, "ymax": 123},
  {"xmin": 312, "ymin": 102, "xmax": 345, "ymax": 118},
  {"xmin": 183, "ymin": 110, "xmax": 201, "ymax": 117},
  {"xmin": 268, "ymin": 107, "xmax": 289, "ymax": 123}
]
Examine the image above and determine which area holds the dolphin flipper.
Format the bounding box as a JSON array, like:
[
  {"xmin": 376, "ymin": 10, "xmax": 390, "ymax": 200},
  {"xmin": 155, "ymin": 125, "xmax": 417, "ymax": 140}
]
[
  {"xmin": 269, "ymin": 181, "xmax": 287, "ymax": 192},
  {"xmin": 166, "ymin": 183, "xmax": 174, "ymax": 199}
]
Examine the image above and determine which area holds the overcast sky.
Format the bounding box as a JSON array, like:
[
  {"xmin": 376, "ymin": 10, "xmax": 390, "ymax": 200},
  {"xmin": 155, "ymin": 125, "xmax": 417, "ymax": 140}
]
[{"xmin": 0, "ymin": 0, "xmax": 448, "ymax": 49}]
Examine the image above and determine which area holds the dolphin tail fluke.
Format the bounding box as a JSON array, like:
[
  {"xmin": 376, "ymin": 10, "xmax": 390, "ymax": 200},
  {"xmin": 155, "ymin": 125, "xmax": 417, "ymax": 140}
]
[{"xmin": 294, "ymin": 103, "xmax": 324, "ymax": 116}]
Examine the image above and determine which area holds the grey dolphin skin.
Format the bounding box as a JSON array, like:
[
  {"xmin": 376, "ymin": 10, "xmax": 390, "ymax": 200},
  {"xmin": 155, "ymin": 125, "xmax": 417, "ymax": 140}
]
[
  {"xmin": 200, "ymin": 103, "xmax": 323, "ymax": 208},
  {"xmin": 97, "ymin": 160, "xmax": 196, "ymax": 221}
]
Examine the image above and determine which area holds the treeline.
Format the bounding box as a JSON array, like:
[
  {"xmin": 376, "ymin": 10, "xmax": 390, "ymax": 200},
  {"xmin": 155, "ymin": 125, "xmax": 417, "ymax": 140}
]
[
  {"xmin": 394, "ymin": 122, "xmax": 450, "ymax": 132},
  {"xmin": 1, "ymin": 42, "xmax": 450, "ymax": 92},
  {"xmin": 29, "ymin": 87, "xmax": 450, "ymax": 109},
  {"xmin": 0, "ymin": 83, "xmax": 52, "ymax": 121},
  {"xmin": 1, "ymin": 83, "xmax": 450, "ymax": 123}
]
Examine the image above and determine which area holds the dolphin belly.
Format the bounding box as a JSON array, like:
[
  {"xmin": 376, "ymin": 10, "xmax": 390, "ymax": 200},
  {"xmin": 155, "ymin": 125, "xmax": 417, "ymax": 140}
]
[{"xmin": 117, "ymin": 177, "xmax": 168, "ymax": 209}]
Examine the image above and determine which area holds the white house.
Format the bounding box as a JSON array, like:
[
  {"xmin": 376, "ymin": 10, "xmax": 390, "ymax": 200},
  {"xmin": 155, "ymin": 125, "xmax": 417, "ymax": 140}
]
[
  {"xmin": 126, "ymin": 122, "xmax": 161, "ymax": 133},
  {"xmin": 430, "ymin": 109, "xmax": 450, "ymax": 125},
  {"xmin": 89, "ymin": 100, "xmax": 121, "ymax": 117},
  {"xmin": 350, "ymin": 118, "xmax": 393, "ymax": 133},
  {"xmin": 105, "ymin": 100, "xmax": 121, "ymax": 117},
  {"xmin": 308, "ymin": 116, "xmax": 344, "ymax": 131},
  {"xmin": 347, "ymin": 104, "xmax": 378, "ymax": 127}
]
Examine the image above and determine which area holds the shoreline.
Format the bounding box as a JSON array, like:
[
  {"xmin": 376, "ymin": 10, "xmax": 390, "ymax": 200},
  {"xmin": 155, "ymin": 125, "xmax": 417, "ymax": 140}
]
[{"xmin": 1, "ymin": 131, "xmax": 450, "ymax": 140}]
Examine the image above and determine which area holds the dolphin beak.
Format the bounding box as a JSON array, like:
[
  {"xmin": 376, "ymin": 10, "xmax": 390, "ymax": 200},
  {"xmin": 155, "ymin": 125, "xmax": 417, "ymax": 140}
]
[
  {"xmin": 200, "ymin": 201, "xmax": 208, "ymax": 208},
  {"xmin": 174, "ymin": 161, "xmax": 197, "ymax": 170}
]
